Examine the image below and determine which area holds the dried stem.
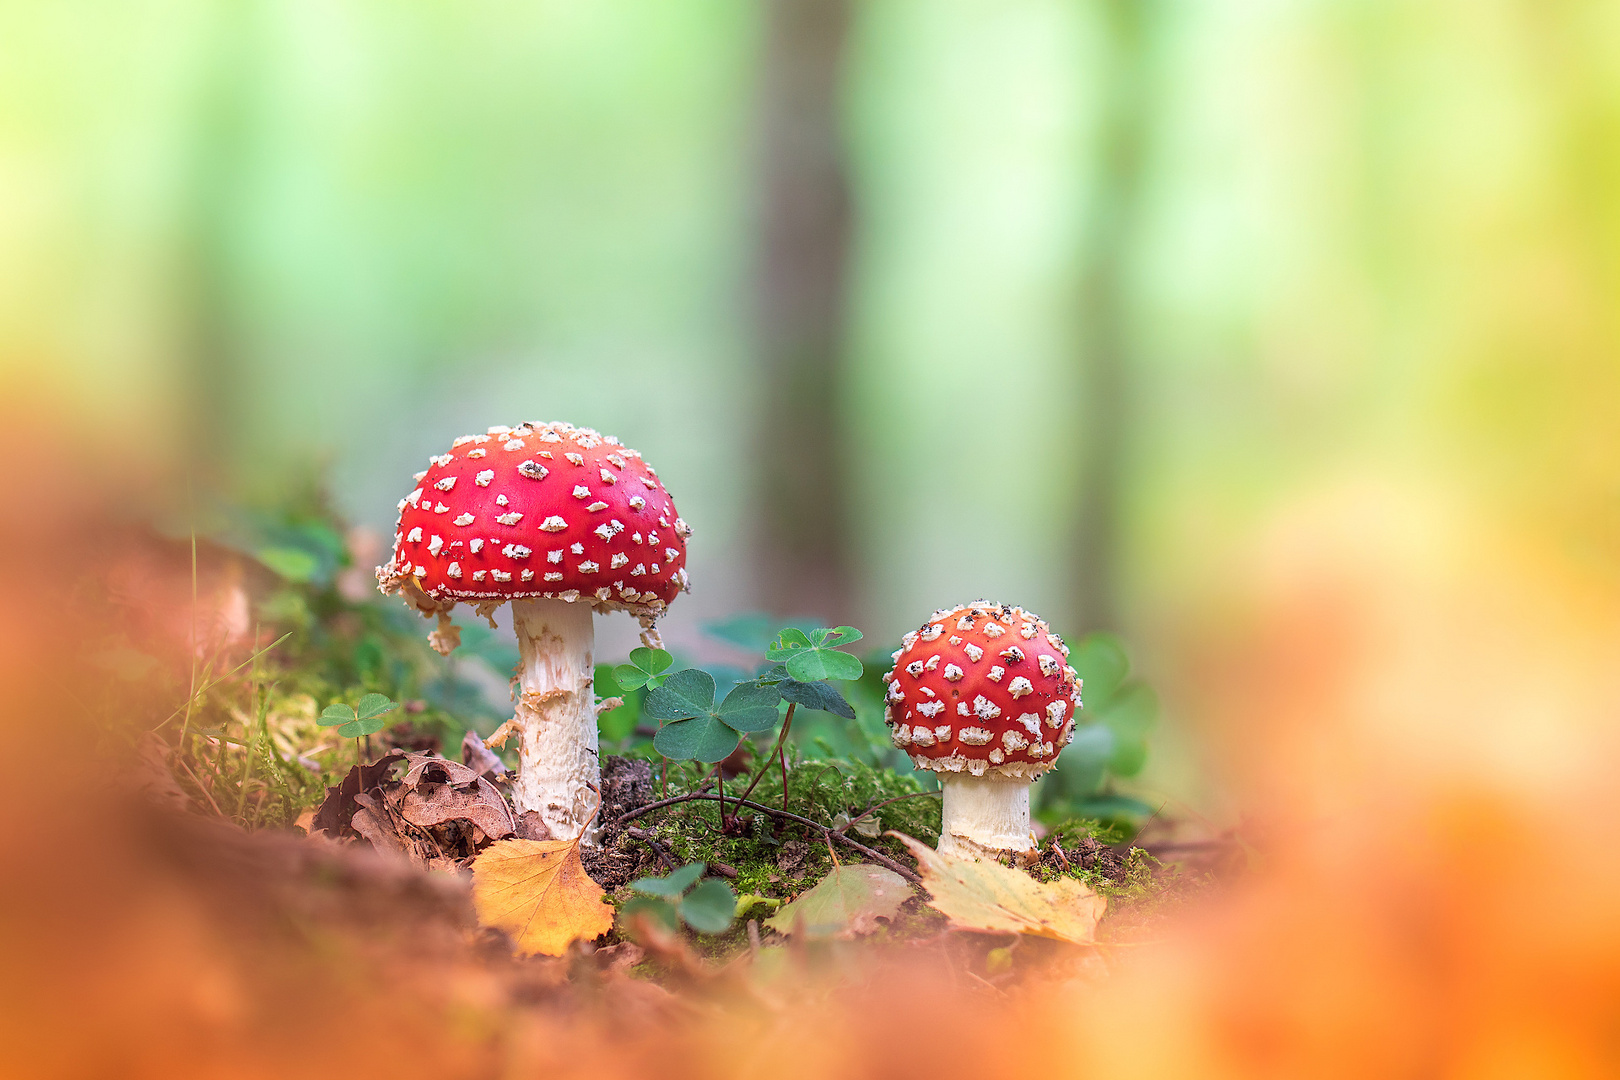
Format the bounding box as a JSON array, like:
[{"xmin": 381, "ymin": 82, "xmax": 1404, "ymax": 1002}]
[{"xmin": 608, "ymin": 792, "xmax": 920, "ymax": 884}]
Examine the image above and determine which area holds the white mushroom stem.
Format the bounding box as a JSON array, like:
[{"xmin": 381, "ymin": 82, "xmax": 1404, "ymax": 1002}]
[
  {"xmin": 935, "ymin": 773, "xmax": 1035, "ymax": 859},
  {"xmin": 509, "ymin": 598, "xmax": 599, "ymax": 845}
]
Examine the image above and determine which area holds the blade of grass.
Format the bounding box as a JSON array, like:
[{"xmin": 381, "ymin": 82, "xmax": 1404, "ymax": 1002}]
[{"xmin": 152, "ymin": 632, "xmax": 292, "ymax": 734}]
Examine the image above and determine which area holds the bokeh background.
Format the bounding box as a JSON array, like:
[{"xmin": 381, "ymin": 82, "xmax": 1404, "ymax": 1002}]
[
  {"xmin": 5, "ymin": 4, "xmax": 1620, "ymax": 1076},
  {"xmin": 4, "ymin": 0, "xmax": 1618, "ymax": 818}
]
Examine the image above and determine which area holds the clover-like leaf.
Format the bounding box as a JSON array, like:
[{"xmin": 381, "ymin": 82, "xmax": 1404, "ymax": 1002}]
[
  {"xmin": 766, "ymin": 625, "xmax": 865, "ymax": 683},
  {"xmin": 337, "ymin": 715, "xmax": 391, "ymax": 738},
  {"xmin": 355, "ymin": 693, "xmax": 399, "ymax": 721},
  {"xmin": 652, "ymin": 715, "xmax": 743, "ymax": 763},
  {"xmin": 765, "ymin": 627, "xmax": 813, "ymax": 658},
  {"xmin": 318, "ymin": 703, "xmax": 357, "ymax": 728},
  {"xmin": 619, "ymin": 895, "xmax": 680, "ymax": 935},
  {"xmin": 777, "ymin": 679, "xmax": 856, "ymax": 719},
  {"xmin": 319, "ymin": 695, "xmax": 399, "ymax": 739},
  {"xmin": 754, "ymin": 662, "xmax": 791, "ymax": 685},
  {"xmin": 714, "ymin": 680, "xmax": 782, "ymax": 733},
  {"xmin": 814, "ymin": 626, "xmax": 863, "ymax": 648},
  {"xmin": 678, "ymin": 878, "xmax": 738, "ymax": 934},
  {"xmin": 630, "ymin": 862, "xmax": 706, "ymax": 898},
  {"xmin": 643, "ymin": 669, "xmax": 717, "ymax": 721},
  {"xmin": 613, "ymin": 647, "xmax": 674, "ymax": 692}
]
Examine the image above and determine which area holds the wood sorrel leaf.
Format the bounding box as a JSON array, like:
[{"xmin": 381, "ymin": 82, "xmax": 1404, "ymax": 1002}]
[
  {"xmin": 678, "ymin": 878, "xmax": 737, "ymax": 934},
  {"xmin": 652, "ymin": 715, "xmax": 741, "ymax": 763},
  {"xmin": 643, "ymin": 669, "xmax": 716, "ymax": 720},
  {"xmin": 630, "ymin": 862, "xmax": 706, "ymax": 897}
]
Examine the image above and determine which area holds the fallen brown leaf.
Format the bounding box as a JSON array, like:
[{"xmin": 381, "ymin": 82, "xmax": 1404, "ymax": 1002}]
[
  {"xmin": 471, "ymin": 837, "xmax": 614, "ymax": 956},
  {"xmin": 764, "ymin": 864, "xmax": 911, "ymax": 939},
  {"xmin": 890, "ymin": 832, "xmax": 1105, "ymax": 945}
]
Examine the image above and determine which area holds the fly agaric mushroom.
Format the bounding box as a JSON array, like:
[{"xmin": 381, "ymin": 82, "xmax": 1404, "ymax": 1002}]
[
  {"xmin": 881, "ymin": 601, "xmax": 1080, "ymax": 859},
  {"xmin": 376, "ymin": 421, "xmax": 691, "ymax": 842}
]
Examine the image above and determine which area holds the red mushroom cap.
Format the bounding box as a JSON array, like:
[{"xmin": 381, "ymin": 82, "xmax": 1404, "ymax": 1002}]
[
  {"xmin": 881, "ymin": 601, "xmax": 1080, "ymax": 780},
  {"xmin": 376, "ymin": 422, "xmax": 690, "ymax": 619}
]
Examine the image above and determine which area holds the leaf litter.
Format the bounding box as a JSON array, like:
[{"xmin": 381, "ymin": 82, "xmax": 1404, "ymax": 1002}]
[{"xmin": 891, "ymin": 832, "xmax": 1107, "ymax": 945}]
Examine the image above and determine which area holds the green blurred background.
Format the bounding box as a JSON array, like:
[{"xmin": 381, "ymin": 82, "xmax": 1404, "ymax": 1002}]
[{"xmin": 6, "ymin": 0, "xmax": 1618, "ymax": 811}]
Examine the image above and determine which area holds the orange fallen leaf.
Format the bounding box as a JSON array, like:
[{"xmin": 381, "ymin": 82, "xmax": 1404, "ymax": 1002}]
[
  {"xmin": 471, "ymin": 837, "xmax": 614, "ymax": 956},
  {"xmin": 890, "ymin": 832, "xmax": 1105, "ymax": 944}
]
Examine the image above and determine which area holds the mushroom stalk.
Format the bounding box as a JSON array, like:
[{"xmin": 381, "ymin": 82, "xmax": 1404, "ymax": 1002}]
[
  {"xmin": 936, "ymin": 773, "xmax": 1034, "ymax": 859},
  {"xmin": 509, "ymin": 598, "xmax": 599, "ymax": 844}
]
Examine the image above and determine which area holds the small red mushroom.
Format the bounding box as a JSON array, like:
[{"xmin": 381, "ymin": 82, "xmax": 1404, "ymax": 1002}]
[
  {"xmin": 881, "ymin": 601, "xmax": 1080, "ymax": 858},
  {"xmin": 376, "ymin": 421, "xmax": 691, "ymax": 842}
]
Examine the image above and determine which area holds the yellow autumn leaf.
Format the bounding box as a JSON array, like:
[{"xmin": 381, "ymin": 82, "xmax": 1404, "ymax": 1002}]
[
  {"xmin": 890, "ymin": 832, "xmax": 1105, "ymax": 944},
  {"xmin": 471, "ymin": 837, "xmax": 614, "ymax": 956}
]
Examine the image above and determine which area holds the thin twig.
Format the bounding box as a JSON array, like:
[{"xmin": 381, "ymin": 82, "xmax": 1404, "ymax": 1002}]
[
  {"xmin": 603, "ymin": 780, "xmax": 715, "ymax": 830},
  {"xmin": 608, "ymin": 793, "xmax": 920, "ymax": 884},
  {"xmin": 625, "ymin": 826, "xmax": 676, "ymax": 871},
  {"xmin": 173, "ymin": 755, "xmax": 224, "ymax": 816},
  {"xmin": 837, "ymin": 789, "xmax": 941, "ymax": 834}
]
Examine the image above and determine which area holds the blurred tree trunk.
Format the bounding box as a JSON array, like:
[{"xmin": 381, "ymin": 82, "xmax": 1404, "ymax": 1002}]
[
  {"xmin": 751, "ymin": 0, "xmax": 853, "ymax": 620},
  {"xmin": 1070, "ymin": 0, "xmax": 1158, "ymax": 634}
]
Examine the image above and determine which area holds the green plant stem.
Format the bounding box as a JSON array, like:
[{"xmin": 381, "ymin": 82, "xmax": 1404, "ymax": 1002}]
[
  {"xmin": 235, "ymin": 688, "xmax": 263, "ymax": 819},
  {"xmin": 736, "ymin": 702, "xmax": 796, "ymax": 809},
  {"xmin": 152, "ymin": 633, "xmax": 292, "ymax": 734}
]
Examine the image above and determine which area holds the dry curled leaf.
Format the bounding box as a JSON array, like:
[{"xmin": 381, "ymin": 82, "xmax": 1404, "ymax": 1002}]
[
  {"xmin": 764, "ymin": 864, "xmax": 912, "ymax": 939},
  {"xmin": 471, "ymin": 837, "xmax": 614, "ymax": 956},
  {"xmin": 890, "ymin": 832, "xmax": 1105, "ymax": 944}
]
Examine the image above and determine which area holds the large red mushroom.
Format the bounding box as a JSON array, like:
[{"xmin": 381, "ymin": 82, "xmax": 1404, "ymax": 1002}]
[
  {"xmin": 377, "ymin": 421, "xmax": 690, "ymax": 842},
  {"xmin": 881, "ymin": 601, "xmax": 1080, "ymax": 858}
]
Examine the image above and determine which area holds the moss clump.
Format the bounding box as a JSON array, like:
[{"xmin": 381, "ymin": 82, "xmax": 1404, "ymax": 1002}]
[{"xmin": 1022, "ymin": 818, "xmax": 1168, "ymax": 902}]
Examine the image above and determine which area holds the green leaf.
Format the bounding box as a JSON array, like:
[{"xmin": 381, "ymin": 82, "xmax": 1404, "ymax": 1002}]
[
  {"xmin": 335, "ymin": 715, "xmax": 390, "ymax": 738},
  {"xmin": 254, "ymin": 545, "xmax": 321, "ymax": 582},
  {"xmin": 765, "ymin": 627, "xmax": 812, "ymax": 657},
  {"xmin": 1095, "ymin": 683, "xmax": 1155, "ymax": 777},
  {"xmin": 643, "ymin": 669, "xmax": 716, "ymax": 720},
  {"xmin": 678, "ymin": 878, "xmax": 737, "ymax": 934},
  {"xmin": 318, "ymin": 704, "xmax": 357, "ymax": 728},
  {"xmin": 632, "ymin": 647, "xmax": 673, "ymax": 677},
  {"xmin": 786, "ymin": 648, "xmax": 863, "ymax": 682},
  {"xmin": 1073, "ymin": 794, "xmax": 1158, "ymax": 822},
  {"xmin": 733, "ymin": 893, "xmax": 782, "ymax": 919},
  {"xmin": 652, "ymin": 716, "xmax": 742, "ymax": 763},
  {"xmin": 763, "ymin": 864, "xmax": 911, "ymax": 939},
  {"xmin": 824, "ymin": 625, "xmax": 863, "ymax": 647},
  {"xmin": 714, "ymin": 681, "xmax": 782, "ymax": 733},
  {"xmin": 767, "ymin": 626, "xmax": 865, "ymax": 682},
  {"xmin": 630, "ymin": 862, "xmax": 706, "ymax": 898},
  {"xmin": 1055, "ymin": 723, "xmax": 1114, "ymax": 797},
  {"xmin": 619, "ymin": 896, "xmax": 680, "ymax": 934},
  {"xmin": 1072, "ymin": 633, "xmax": 1130, "ymax": 708},
  {"xmin": 613, "ymin": 647, "xmax": 674, "ymax": 692},
  {"xmin": 594, "ymin": 664, "xmax": 641, "ymax": 744},
  {"xmin": 1096, "ymin": 682, "xmax": 1157, "ymax": 737},
  {"xmin": 754, "ymin": 663, "xmax": 791, "ymax": 685},
  {"xmin": 355, "ymin": 693, "xmax": 399, "ymax": 721},
  {"xmin": 778, "ymin": 679, "xmax": 855, "ymax": 719}
]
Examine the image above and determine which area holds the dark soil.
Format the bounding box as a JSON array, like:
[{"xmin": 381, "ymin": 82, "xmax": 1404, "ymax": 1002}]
[
  {"xmin": 1036, "ymin": 832, "xmax": 1132, "ymax": 885},
  {"xmin": 581, "ymin": 756, "xmax": 659, "ymax": 889}
]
